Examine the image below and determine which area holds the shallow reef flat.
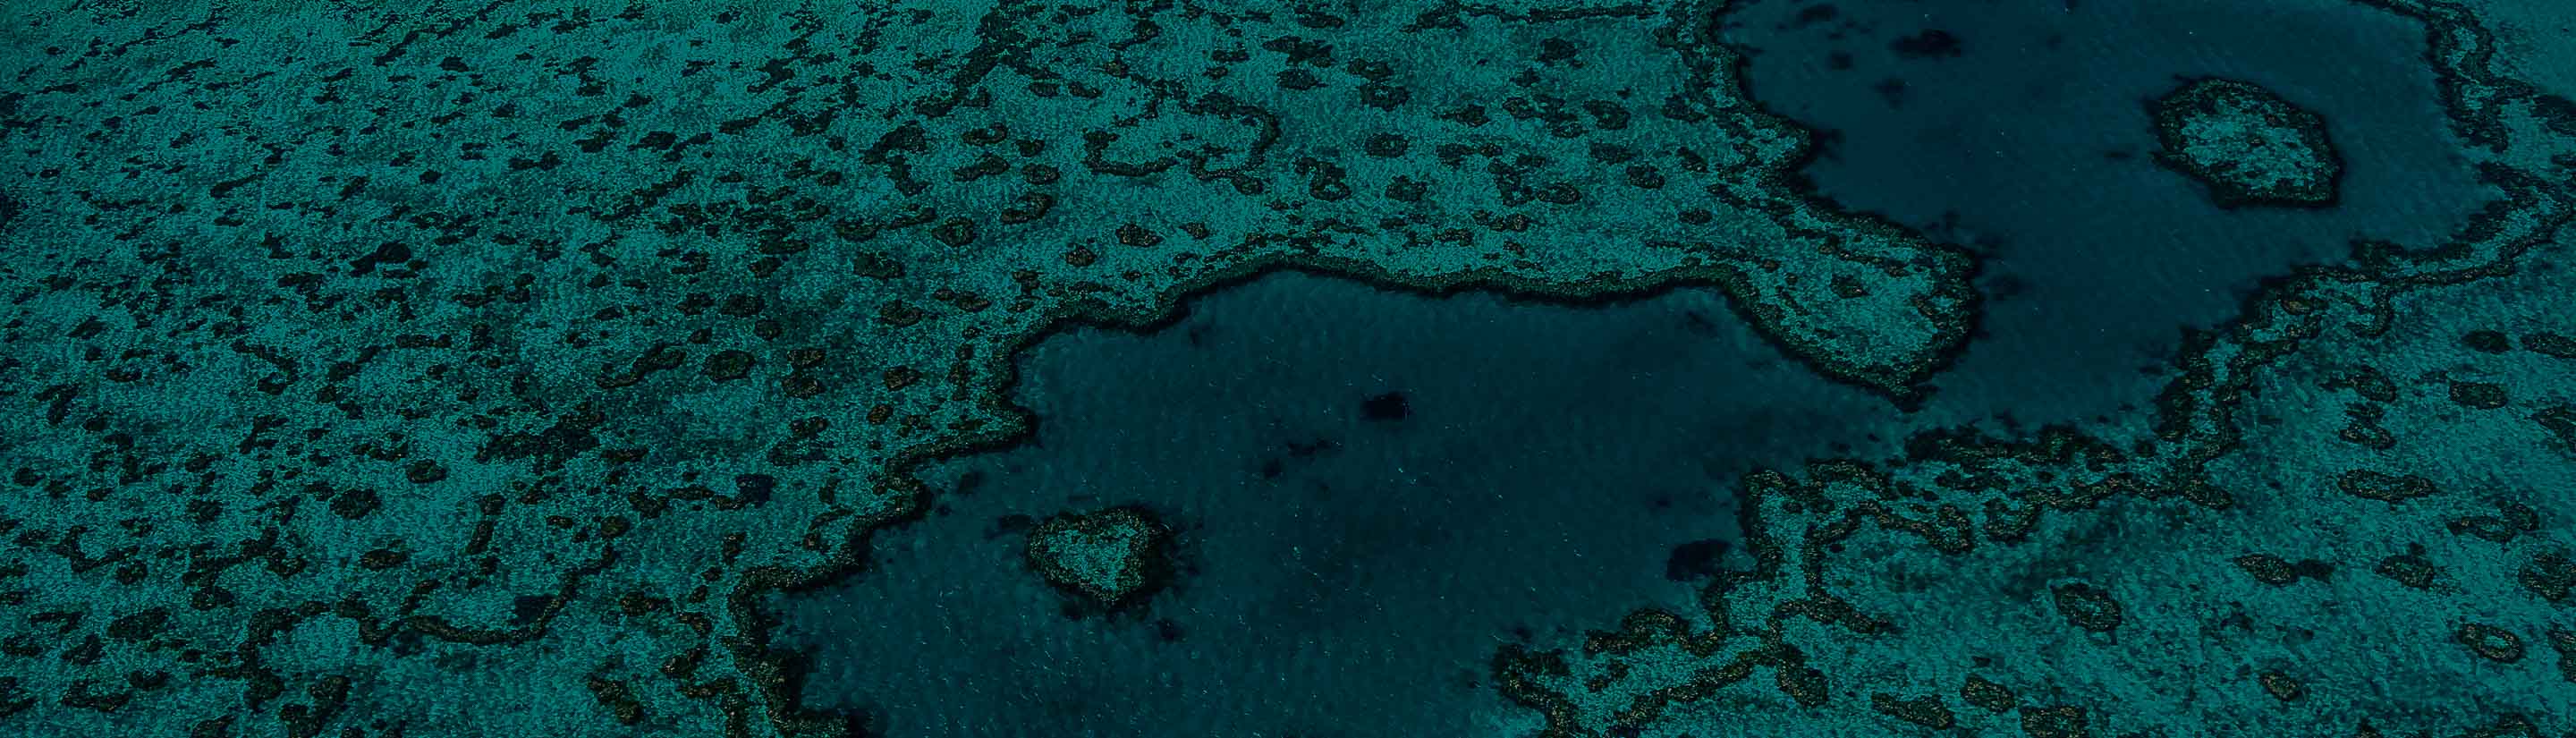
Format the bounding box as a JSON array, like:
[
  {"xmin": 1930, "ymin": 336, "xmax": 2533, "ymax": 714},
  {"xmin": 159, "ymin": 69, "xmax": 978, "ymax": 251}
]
[
  {"xmin": 0, "ymin": 0, "xmax": 2572, "ymax": 736},
  {"xmin": 0, "ymin": 2, "xmax": 1975, "ymax": 734}
]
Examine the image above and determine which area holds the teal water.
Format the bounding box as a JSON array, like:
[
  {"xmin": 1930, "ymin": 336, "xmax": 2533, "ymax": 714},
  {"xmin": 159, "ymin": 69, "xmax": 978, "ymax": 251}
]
[
  {"xmin": 5, "ymin": 0, "xmax": 2556, "ymax": 735},
  {"xmin": 772, "ymin": 2, "xmax": 2512, "ymax": 734},
  {"xmin": 1732, "ymin": 0, "xmax": 2496, "ymax": 425},
  {"xmin": 774, "ymin": 273, "xmax": 1900, "ymax": 735}
]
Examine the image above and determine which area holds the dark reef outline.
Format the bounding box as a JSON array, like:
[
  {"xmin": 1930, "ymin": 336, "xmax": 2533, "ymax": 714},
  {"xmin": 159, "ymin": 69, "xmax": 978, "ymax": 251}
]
[
  {"xmin": 36, "ymin": 1, "xmax": 2538, "ymax": 736},
  {"xmin": 717, "ymin": 0, "xmax": 2576, "ymax": 736},
  {"xmin": 12, "ymin": 2, "xmax": 2570, "ymax": 735},
  {"xmin": 1484, "ymin": 0, "xmax": 2576, "ymax": 734},
  {"xmin": 2148, "ymin": 75, "xmax": 2346, "ymax": 209},
  {"xmin": 720, "ymin": 0, "xmax": 1993, "ymax": 734},
  {"xmin": 1021, "ymin": 505, "xmax": 1182, "ymax": 615},
  {"xmin": 725, "ymin": 250, "xmax": 1972, "ymax": 737}
]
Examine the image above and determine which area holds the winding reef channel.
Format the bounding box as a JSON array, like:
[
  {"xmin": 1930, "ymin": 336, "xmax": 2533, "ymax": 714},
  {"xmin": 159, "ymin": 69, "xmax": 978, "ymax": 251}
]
[{"xmin": 1, "ymin": 0, "xmax": 2572, "ymax": 737}]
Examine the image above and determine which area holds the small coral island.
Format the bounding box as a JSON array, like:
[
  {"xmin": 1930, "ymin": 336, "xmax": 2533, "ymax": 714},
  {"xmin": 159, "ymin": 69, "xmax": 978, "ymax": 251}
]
[
  {"xmin": 1023, "ymin": 506, "xmax": 1174, "ymax": 610},
  {"xmin": 2150, "ymin": 77, "xmax": 2343, "ymax": 208}
]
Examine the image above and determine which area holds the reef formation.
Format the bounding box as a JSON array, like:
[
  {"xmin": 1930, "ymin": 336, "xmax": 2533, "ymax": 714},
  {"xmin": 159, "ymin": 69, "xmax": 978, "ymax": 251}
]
[
  {"xmin": 0, "ymin": 0, "xmax": 2570, "ymax": 736},
  {"xmin": 1023, "ymin": 506, "xmax": 1173, "ymax": 611},
  {"xmin": 0, "ymin": 1, "xmax": 1970, "ymax": 734},
  {"xmin": 1488, "ymin": 0, "xmax": 2576, "ymax": 733},
  {"xmin": 2151, "ymin": 77, "xmax": 2344, "ymax": 208}
]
